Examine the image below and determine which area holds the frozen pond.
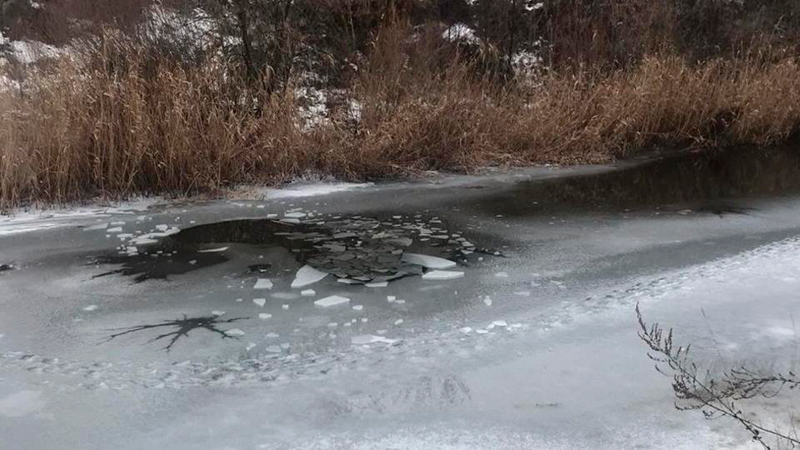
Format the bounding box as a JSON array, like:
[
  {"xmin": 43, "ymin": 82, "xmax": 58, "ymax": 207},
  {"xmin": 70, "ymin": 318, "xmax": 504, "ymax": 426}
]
[{"xmin": 2, "ymin": 146, "xmax": 800, "ymax": 449}]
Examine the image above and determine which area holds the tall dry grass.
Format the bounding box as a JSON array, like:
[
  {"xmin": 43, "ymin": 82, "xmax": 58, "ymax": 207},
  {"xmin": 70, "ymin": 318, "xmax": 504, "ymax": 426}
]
[{"xmin": 2, "ymin": 30, "xmax": 800, "ymax": 208}]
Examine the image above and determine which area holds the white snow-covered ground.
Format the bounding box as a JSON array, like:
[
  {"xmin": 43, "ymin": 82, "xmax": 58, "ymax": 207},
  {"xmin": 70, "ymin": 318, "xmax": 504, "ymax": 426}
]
[{"xmin": 1, "ymin": 155, "xmax": 799, "ymax": 449}]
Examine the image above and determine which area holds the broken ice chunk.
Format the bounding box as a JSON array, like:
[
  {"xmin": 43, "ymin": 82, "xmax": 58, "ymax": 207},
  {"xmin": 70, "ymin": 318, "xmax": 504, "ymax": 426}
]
[
  {"xmin": 351, "ymin": 335, "xmax": 398, "ymax": 345},
  {"xmin": 387, "ymin": 295, "xmax": 396, "ymax": 302},
  {"xmin": 402, "ymin": 253, "xmax": 457, "ymax": 269},
  {"xmin": 284, "ymin": 212, "xmax": 306, "ymax": 219},
  {"xmin": 211, "ymin": 310, "xmax": 226, "ymax": 317},
  {"xmin": 155, "ymin": 224, "xmax": 169, "ymax": 231},
  {"xmin": 476, "ymin": 329, "xmax": 488, "ymax": 334},
  {"xmin": 492, "ymin": 320, "xmax": 508, "ymax": 328},
  {"xmin": 365, "ymin": 281, "xmax": 388, "ymax": 288},
  {"xmin": 258, "ymin": 313, "xmax": 272, "ymax": 320},
  {"xmin": 352, "ymin": 305, "xmax": 364, "ymax": 311},
  {"xmin": 225, "ymin": 328, "xmax": 245, "ymax": 336},
  {"xmin": 394, "ymin": 319, "xmax": 404, "ymax": 325},
  {"xmin": 107, "ymin": 227, "xmax": 123, "ymax": 233},
  {"xmin": 282, "ymin": 304, "xmax": 289, "ymax": 310},
  {"xmin": 459, "ymin": 327, "xmax": 473, "ymax": 334},
  {"xmin": 291, "ymin": 265, "xmax": 328, "ymax": 288},
  {"xmin": 246, "ymin": 342, "xmax": 257, "ymax": 351},
  {"xmin": 254, "ymin": 278, "xmax": 274, "ymax": 290},
  {"xmin": 422, "ymin": 270, "xmax": 465, "ymax": 280},
  {"xmin": 253, "ymin": 298, "xmax": 267, "ymax": 307},
  {"xmin": 198, "ymin": 246, "xmax": 228, "ymax": 253},
  {"xmin": 314, "ymin": 295, "xmax": 350, "ymax": 308},
  {"xmin": 82, "ymin": 305, "xmax": 98, "ymax": 311},
  {"xmin": 301, "ymin": 289, "xmax": 316, "ymax": 297}
]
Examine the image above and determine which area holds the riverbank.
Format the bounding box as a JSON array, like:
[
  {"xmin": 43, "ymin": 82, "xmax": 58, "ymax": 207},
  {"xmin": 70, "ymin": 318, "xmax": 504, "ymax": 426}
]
[{"xmin": 3, "ymin": 48, "xmax": 800, "ymax": 210}]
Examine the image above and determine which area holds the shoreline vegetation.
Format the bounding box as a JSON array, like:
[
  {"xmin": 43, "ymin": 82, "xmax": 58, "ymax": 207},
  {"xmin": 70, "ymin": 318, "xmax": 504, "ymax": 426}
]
[{"xmin": 2, "ymin": 0, "xmax": 800, "ymax": 208}]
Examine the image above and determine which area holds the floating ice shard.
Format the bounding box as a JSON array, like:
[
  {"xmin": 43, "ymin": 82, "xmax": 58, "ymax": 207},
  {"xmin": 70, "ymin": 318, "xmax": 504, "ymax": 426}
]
[
  {"xmin": 254, "ymin": 278, "xmax": 273, "ymax": 290},
  {"xmin": 253, "ymin": 298, "xmax": 266, "ymax": 307},
  {"xmin": 258, "ymin": 313, "xmax": 272, "ymax": 320},
  {"xmin": 282, "ymin": 304, "xmax": 289, "ymax": 310},
  {"xmin": 82, "ymin": 305, "xmax": 98, "ymax": 311},
  {"xmin": 107, "ymin": 227, "xmax": 123, "ymax": 233},
  {"xmin": 284, "ymin": 212, "xmax": 306, "ymax": 219},
  {"xmin": 301, "ymin": 289, "xmax": 316, "ymax": 297},
  {"xmin": 476, "ymin": 329, "xmax": 489, "ymax": 334},
  {"xmin": 422, "ymin": 270, "xmax": 465, "ymax": 280},
  {"xmin": 394, "ymin": 319, "xmax": 404, "ymax": 325},
  {"xmin": 351, "ymin": 335, "xmax": 398, "ymax": 345},
  {"xmin": 402, "ymin": 253, "xmax": 457, "ymax": 269},
  {"xmin": 225, "ymin": 328, "xmax": 245, "ymax": 336},
  {"xmin": 337, "ymin": 278, "xmax": 362, "ymax": 285},
  {"xmin": 492, "ymin": 320, "xmax": 508, "ymax": 328},
  {"xmin": 387, "ymin": 295, "xmax": 396, "ymax": 302},
  {"xmin": 211, "ymin": 310, "xmax": 226, "ymax": 317},
  {"xmin": 155, "ymin": 224, "xmax": 169, "ymax": 231},
  {"xmin": 459, "ymin": 327, "xmax": 473, "ymax": 334},
  {"xmin": 365, "ymin": 281, "xmax": 388, "ymax": 288},
  {"xmin": 291, "ymin": 265, "xmax": 328, "ymax": 288},
  {"xmin": 352, "ymin": 305, "xmax": 364, "ymax": 311},
  {"xmin": 314, "ymin": 295, "xmax": 350, "ymax": 308},
  {"xmin": 198, "ymin": 246, "xmax": 228, "ymax": 253},
  {"xmin": 246, "ymin": 342, "xmax": 257, "ymax": 351}
]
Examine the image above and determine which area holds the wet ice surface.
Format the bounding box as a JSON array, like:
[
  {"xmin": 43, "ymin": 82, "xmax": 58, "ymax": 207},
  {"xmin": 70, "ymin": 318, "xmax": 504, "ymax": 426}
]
[{"xmin": 2, "ymin": 147, "xmax": 800, "ymax": 449}]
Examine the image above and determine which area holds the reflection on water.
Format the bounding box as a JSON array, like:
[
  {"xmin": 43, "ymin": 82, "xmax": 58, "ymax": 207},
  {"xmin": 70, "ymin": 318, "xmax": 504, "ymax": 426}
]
[{"xmin": 477, "ymin": 146, "xmax": 800, "ymax": 216}]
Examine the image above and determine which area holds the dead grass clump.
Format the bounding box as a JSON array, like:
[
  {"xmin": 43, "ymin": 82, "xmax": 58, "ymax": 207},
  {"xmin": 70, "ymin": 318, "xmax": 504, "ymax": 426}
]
[{"xmin": 3, "ymin": 27, "xmax": 800, "ymax": 208}]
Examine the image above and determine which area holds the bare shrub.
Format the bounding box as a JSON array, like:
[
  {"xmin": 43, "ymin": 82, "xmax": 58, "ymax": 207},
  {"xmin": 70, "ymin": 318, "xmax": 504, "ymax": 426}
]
[{"xmin": 637, "ymin": 304, "xmax": 800, "ymax": 449}]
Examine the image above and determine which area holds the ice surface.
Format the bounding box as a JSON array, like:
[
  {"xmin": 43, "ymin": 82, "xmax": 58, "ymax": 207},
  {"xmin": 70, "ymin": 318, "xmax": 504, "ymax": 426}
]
[
  {"xmin": 291, "ymin": 265, "xmax": 328, "ymax": 288},
  {"xmin": 314, "ymin": 295, "xmax": 350, "ymax": 308},
  {"xmin": 402, "ymin": 253, "xmax": 457, "ymax": 269},
  {"xmin": 254, "ymin": 279, "xmax": 273, "ymax": 290},
  {"xmin": 253, "ymin": 298, "xmax": 266, "ymax": 307},
  {"xmin": 422, "ymin": 270, "xmax": 465, "ymax": 280}
]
